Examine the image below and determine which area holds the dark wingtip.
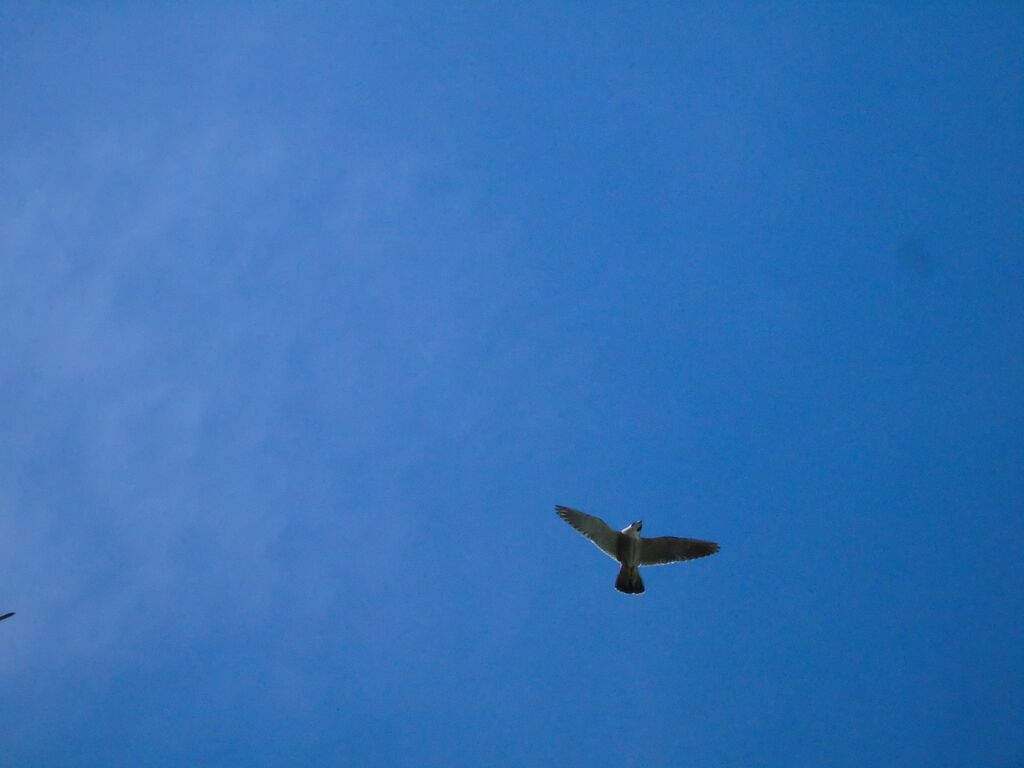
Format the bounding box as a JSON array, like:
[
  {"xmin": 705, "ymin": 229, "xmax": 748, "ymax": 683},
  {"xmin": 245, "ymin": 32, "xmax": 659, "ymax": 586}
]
[
  {"xmin": 0, "ymin": 612, "xmax": 14, "ymax": 622},
  {"xmin": 696, "ymin": 541, "xmax": 721, "ymax": 559}
]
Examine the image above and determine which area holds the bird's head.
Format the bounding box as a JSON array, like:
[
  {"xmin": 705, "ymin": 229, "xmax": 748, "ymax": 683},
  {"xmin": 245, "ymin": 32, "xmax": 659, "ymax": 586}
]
[{"xmin": 627, "ymin": 520, "xmax": 643, "ymax": 533}]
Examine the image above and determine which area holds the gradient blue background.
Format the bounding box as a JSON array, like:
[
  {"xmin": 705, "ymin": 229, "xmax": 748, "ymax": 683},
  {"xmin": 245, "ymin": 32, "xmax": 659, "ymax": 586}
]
[{"xmin": 2, "ymin": 4, "xmax": 1022, "ymax": 766}]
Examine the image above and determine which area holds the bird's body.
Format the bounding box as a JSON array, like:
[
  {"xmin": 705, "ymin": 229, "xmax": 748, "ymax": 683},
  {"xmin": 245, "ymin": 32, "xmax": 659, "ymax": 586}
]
[
  {"xmin": 555, "ymin": 505, "xmax": 718, "ymax": 594},
  {"xmin": 616, "ymin": 523, "xmax": 641, "ymax": 566},
  {"xmin": 614, "ymin": 523, "xmax": 645, "ymax": 593}
]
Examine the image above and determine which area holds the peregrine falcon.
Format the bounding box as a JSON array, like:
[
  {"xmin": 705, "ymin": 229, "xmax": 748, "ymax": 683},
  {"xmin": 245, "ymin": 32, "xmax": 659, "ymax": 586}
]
[{"xmin": 555, "ymin": 505, "xmax": 719, "ymax": 594}]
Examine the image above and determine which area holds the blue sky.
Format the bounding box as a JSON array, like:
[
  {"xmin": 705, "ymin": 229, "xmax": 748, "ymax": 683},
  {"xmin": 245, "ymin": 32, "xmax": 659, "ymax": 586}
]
[{"xmin": 1, "ymin": 4, "xmax": 1022, "ymax": 766}]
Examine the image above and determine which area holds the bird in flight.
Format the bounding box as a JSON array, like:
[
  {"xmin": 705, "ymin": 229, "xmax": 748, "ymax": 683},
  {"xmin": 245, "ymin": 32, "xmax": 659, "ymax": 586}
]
[{"xmin": 555, "ymin": 505, "xmax": 719, "ymax": 594}]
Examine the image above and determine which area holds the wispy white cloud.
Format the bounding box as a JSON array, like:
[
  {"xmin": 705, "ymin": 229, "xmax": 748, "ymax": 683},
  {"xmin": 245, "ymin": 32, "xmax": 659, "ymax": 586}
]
[{"xmin": 0, "ymin": 115, "xmax": 474, "ymax": 677}]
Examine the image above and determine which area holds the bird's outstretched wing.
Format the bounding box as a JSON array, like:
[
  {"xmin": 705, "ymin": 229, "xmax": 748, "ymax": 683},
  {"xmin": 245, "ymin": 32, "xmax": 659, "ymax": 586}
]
[
  {"xmin": 0, "ymin": 612, "xmax": 14, "ymax": 622},
  {"xmin": 639, "ymin": 537, "xmax": 719, "ymax": 566},
  {"xmin": 555, "ymin": 505, "xmax": 619, "ymax": 560}
]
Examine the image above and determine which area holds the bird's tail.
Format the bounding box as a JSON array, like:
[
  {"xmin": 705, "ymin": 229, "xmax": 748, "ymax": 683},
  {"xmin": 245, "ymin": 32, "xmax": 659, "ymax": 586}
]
[{"xmin": 615, "ymin": 565, "xmax": 645, "ymax": 595}]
